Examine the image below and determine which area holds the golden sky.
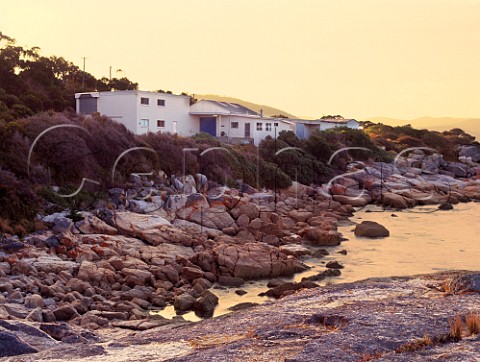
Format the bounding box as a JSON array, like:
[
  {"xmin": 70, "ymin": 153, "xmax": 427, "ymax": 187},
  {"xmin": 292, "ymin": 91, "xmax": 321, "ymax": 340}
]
[{"xmin": 2, "ymin": 0, "xmax": 479, "ymax": 119}]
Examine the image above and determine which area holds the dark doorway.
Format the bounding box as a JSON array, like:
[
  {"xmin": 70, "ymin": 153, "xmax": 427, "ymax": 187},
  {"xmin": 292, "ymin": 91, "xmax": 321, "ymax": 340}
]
[{"xmin": 200, "ymin": 117, "xmax": 217, "ymax": 136}]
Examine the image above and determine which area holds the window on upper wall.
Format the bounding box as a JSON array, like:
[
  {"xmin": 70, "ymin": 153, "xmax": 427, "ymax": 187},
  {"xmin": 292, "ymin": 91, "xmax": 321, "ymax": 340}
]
[
  {"xmin": 231, "ymin": 122, "xmax": 239, "ymax": 129},
  {"xmin": 140, "ymin": 97, "xmax": 149, "ymax": 105},
  {"xmin": 266, "ymin": 123, "xmax": 272, "ymax": 131},
  {"xmin": 157, "ymin": 99, "xmax": 165, "ymax": 106},
  {"xmin": 157, "ymin": 120, "xmax": 165, "ymax": 128},
  {"xmin": 274, "ymin": 122, "xmax": 279, "ymax": 127},
  {"xmin": 256, "ymin": 123, "xmax": 263, "ymax": 131},
  {"xmin": 140, "ymin": 119, "xmax": 149, "ymax": 127}
]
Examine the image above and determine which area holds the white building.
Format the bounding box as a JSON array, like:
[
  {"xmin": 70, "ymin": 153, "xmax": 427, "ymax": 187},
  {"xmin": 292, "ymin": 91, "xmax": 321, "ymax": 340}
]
[
  {"xmin": 189, "ymin": 100, "xmax": 294, "ymax": 145},
  {"xmin": 75, "ymin": 91, "xmax": 358, "ymax": 145},
  {"xmin": 293, "ymin": 118, "xmax": 360, "ymax": 139},
  {"xmin": 75, "ymin": 90, "xmax": 197, "ymax": 136}
]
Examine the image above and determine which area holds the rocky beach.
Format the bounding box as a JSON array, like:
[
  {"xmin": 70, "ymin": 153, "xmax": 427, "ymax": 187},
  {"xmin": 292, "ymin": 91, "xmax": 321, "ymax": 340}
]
[{"xmin": 2, "ymin": 147, "xmax": 480, "ymax": 360}]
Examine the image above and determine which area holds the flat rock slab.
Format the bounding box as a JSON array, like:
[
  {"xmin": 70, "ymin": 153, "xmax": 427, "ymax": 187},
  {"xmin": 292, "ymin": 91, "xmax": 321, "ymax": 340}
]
[
  {"xmin": 0, "ymin": 331, "xmax": 38, "ymax": 357},
  {"xmin": 8, "ymin": 271, "xmax": 480, "ymax": 361}
]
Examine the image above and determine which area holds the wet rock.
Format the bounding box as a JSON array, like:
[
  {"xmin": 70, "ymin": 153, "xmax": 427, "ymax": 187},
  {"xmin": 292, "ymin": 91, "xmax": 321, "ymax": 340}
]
[
  {"xmin": 337, "ymin": 249, "xmax": 347, "ymax": 255},
  {"xmin": 354, "ymin": 221, "xmax": 390, "ymax": 238},
  {"xmin": 382, "ymin": 192, "xmax": 409, "ymax": 209},
  {"xmin": 438, "ymin": 202, "xmax": 454, "ymax": 210},
  {"xmin": 301, "ymin": 269, "xmax": 341, "ymax": 282},
  {"xmin": 228, "ymin": 302, "xmax": 260, "ymax": 311},
  {"xmin": 279, "ymin": 244, "xmax": 311, "ymax": 257},
  {"xmin": 300, "ymin": 227, "xmax": 342, "ymax": 246},
  {"xmin": 235, "ymin": 289, "xmax": 248, "ymax": 296},
  {"xmin": 313, "ymin": 249, "xmax": 329, "ymax": 258},
  {"xmin": 193, "ymin": 290, "xmax": 219, "ymax": 318},
  {"xmin": 326, "ymin": 261, "xmax": 344, "ymax": 269},
  {"xmin": 174, "ymin": 293, "xmax": 197, "ymax": 312},
  {"xmin": 0, "ymin": 331, "xmax": 38, "ymax": 357},
  {"xmin": 260, "ymin": 281, "xmax": 319, "ymax": 299},
  {"xmin": 218, "ymin": 276, "xmax": 245, "ymax": 287}
]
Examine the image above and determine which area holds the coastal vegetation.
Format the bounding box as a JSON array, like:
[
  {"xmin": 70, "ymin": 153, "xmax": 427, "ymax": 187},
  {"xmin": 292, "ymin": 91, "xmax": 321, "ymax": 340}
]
[{"xmin": 0, "ymin": 31, "xmax": 478, "ymax": 237}]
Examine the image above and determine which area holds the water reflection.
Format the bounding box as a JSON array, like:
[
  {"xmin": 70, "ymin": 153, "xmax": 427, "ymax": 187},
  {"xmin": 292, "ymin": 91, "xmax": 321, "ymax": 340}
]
[{"xmin": 154, "ymin": 202, "xmax": 480, "ymax": 322}]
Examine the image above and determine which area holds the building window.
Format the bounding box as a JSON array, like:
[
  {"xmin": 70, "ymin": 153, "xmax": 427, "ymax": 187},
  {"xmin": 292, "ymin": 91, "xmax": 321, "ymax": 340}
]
[
  {"xmin": 274, "ymin": 122, "xmax": 279, "ymax": 127},
  {"xmin": 157, "ymin": 99, "xmax": 165, "ymax": 106},
  {"xmin": 256, "ymin": 123, "xmax": 263, "ymax": 131},
  {"xmin": 140, "ymin": 119, "xmax": 149, "ymax": 127},
  {"xmin": 140, "ymin": 97, "xmax": 149, "ymax": 105},
  {"xmin": 157, "ymin": 120, "xmax": 165, "ymax": 128},
  {"xmin": 231, "ymin": 122, "xmax": 239, "ymax": 129},
  {"xmin": 266, "ymin": 123, "xmax": 272, "ymax": 131}
]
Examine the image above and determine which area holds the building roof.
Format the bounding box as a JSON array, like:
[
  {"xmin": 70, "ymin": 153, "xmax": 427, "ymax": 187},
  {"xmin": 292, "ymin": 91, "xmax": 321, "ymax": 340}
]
[
  {"xmin": 319, "ymin": 118, "xmax": 358, "ymax": 124},
  {"xmin": 197, "ymin": 100, "xmax": 260, "ymax": 116},
  {"xmin": 75, "ymin": 90, "xmax": 190, "ymax": 99},
  {"xmin": 289, "ymin": 118, "xmax": 358, "ymax": 125}
]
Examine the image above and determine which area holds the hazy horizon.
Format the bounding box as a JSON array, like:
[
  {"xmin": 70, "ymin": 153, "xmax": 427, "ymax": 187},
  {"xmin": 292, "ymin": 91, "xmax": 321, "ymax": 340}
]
[{"xmin": 2, "ymin": 0, "xmax": 479, "ymax": 121}]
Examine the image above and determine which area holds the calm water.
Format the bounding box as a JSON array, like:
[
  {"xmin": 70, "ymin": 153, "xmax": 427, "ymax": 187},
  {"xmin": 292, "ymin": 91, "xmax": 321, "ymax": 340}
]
[{"xmin": 157, "ymin": 201, "xmax": 480, "ymax": 321}]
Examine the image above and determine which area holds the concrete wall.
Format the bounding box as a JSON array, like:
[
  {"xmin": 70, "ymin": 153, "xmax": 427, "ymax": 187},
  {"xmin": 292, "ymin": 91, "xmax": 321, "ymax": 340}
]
[{"xmin": 96, "ymin": 92, "xmax": 138, "ymax": 134}]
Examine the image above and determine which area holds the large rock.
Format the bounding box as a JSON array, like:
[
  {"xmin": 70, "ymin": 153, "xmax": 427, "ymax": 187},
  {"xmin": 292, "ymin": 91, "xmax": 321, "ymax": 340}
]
[
  {"xmin": 382, "ymin": 192, "xmax": 409, "ymax": 209},
  {"xmin": 279, "ymin": 244, "xmax": 311, "ymax": 257},
  {"xmin": 260, "ymin": 281, "xmax": 319, "ymax": 299},
  {"xmin": 214, "ymin": 243, "xmax": 307, "ymax": 279},
  {"xmin": 300, "ymin": 227, "xmax": 342, "ymax": 246},
  {"xmin": 75, "ymin": 215, "xmax": 117, "ymax": 235},
  {"xmin": 173, "ymin": 293, "xmax": 196, "ymax": 312},
  {"xmin": 53, "ymin": 305, "xmax": 79, "ymax": 321},
  {"xmin": 0, "ymin": 331, "xmax": 38, "ymax": 357},
  {"xmin": 333, "ymin": 195, "xmax": 369, "ymax": 208},
  {"xmin": 31, "ymin": 256, "xmax": 78, "ymax": 274},
  {"xmin": 113, "ymin": 212, "xmax": 171, "ymax": 236},
  {"xmin": 193, "ymin": 290, "xmax": 219, "ymax": 318},
  {"xmin": 177, "ymin": 207, "xmax": 235, "ymax": 230},
  {"xmin": 459, "ymin": 145, "xmax": 480, "ymax": 162},
  {"xmin": 443, "ymin": 162, "xmax": 472, "ymax": 178},
  {"xmin": 230, "ymin": 202, "xmax": 260, "ymax": 221},
  {"xmin": 354, "ymin": 221, "xmax": 390, "ymax": 238}
]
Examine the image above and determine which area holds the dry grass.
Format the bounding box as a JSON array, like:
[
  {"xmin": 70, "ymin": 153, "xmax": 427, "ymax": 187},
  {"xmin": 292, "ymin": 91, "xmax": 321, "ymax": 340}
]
[
  {"xmin": 449, "ymin": 316, "xmax": 463, "ymax": 341},
  {"xmin": 466, "ymin": 311, "xmax": 480, "ymax": 335},
  {"xmin": 395, "ymin": 334, "xmax": 433, "ymax": 353},
  {"xmin": 442, "ymin": 277, "xmax": 464, "ymax": 295},
  {"xmin": 356, "ymin": 351, "xmax": 384, "ymax": 361}
]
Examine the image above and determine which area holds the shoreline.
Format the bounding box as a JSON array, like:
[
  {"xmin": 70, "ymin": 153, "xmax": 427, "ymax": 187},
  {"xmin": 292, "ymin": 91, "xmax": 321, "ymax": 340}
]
[{"xmin": 2, "ymin": 155, "xmax": 480, "ymax": 359}]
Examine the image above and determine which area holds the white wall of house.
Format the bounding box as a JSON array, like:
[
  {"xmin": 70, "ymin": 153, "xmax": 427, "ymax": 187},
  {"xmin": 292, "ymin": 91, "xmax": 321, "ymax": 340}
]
[
  {"xmin": 218, "ymin": 115, "xmax": 293, "ymax": 145},
  {"xmin": 251, "ymin": 119, "xmax": 294, "ymax": 146},
  {"xmin": 76, "ymin": 91, "xmax": 198, "ymax": 136},
  {"xmin": 96, "ymin": 92, "xmax": 138, "ymax": 134}
]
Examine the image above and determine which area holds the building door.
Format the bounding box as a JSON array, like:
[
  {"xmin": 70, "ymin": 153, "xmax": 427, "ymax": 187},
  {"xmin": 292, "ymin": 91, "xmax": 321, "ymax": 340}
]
[
  {"xmin": 200, "ymin": 117, "xmax": 216, "ymax": 136},
  {"xmin": 244, "ymin": 123, "xmax": 250, "ymax": 138}
]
